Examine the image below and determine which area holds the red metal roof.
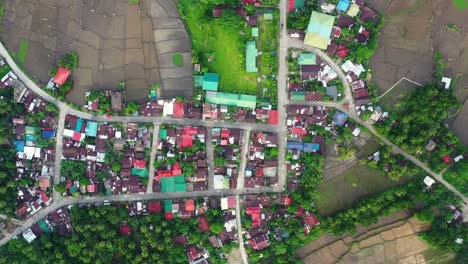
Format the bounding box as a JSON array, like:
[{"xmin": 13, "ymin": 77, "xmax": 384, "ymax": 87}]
[
  {"xmin": 227, "ymin": 196, "xmax": 235, "ymax": 208},
  {"xmin": 288, "ymin": 0, "xmax": 294, "ymax": 12},
  {"xmin": 337, "ymin": 44, "xmax": 349, "ymax": 59},
  {"xmin": 72, "ymin": 131, "xmax": 82, "ymax": 141},
  {"xmin": 353, "ymin": 89, "xmax": 369, "ymax": 99},
  {"xmin": 186, "ymin": 199, "xmax": 195, "ymax": 212},
  {"xmin": 305, "ymin": 214, "xmax": 320, "ymax": 227},
  {"xmin": 120, "ymin": 224, "xmax": 131, "ymax": 236},
  {"xmin": 165, "ymin": 212, "xmax": 174, "ymax": 220},
  {"xmin": 173, "ymin": 102, "xmax": 184, "ymax": 118},
  {"xmin": 182, "ymin": 135, "xmax": 193, "ymax": 148},
  {"xmin": 268, "ymin": 110, "xmax": 278, "ymax": 125},
  {"xmin": 198, "ymin": 216, "xmax": 210, "ymax": 232},
  {"xmin": 292, "ymin": 127, "xmax": 307, "ymax": 135},
  {"xmin": 149, "ymin": 201, "xmax": 161, "ymax": 213},
  {"xmin": 53, "ymin": 67, "xmax": 70, "ymax": 86},
  {"xmin": 133, "ymin": 159, "xmax": 147, "ymax": 169},
  {"xmin": 221, "ymin": 129, "xmax": 230, "ymax": 139},
  {"xmin": 442, "ymin": 155, "xmax": 451, "ymax": 164}
]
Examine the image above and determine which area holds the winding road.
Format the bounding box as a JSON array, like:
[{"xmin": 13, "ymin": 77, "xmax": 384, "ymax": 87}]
[{"xmin": 0, "ymin": 0, "xmax": 466, "ymax": 259}]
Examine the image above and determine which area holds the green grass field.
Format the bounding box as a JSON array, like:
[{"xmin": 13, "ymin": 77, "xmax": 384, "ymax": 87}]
[
  {"xmin": 179, "ymin": 0, "xmax": 257, "ymax": 94},
  {"xmin": 17, "ymin": 39, "xmax": 29, "ymax": 64},
  {"xmin": 378, "ymin": 80, "xmax": 420, "ymax": 113},
  {"xmin": 317, "ymin": 165, "xmax": 413, "ymax": 216},
  {"xmin": 453, "ymin": 0, "xmax": 468, "ymax": 10}
]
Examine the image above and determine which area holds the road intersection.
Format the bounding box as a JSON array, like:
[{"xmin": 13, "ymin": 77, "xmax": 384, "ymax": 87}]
[{"xmin": 0, "ymin": 0, "xmax": 466, "ymax": 256}]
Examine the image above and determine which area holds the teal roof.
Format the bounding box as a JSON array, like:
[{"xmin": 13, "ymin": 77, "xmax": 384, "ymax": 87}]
[
  {"xmin": 291, "ymin": 91, "xmax": 306, "ymax": 101},
  {"xmin": 294, "ymin": 0, "xmax": 305, "ymax": 9},
  {"xmin": 246, "ymin": 41, "xmax": 258, "ymax": 73},
  {"xmin": 159, "ymin": 128, "xmax": 167, "ymax": 140},
  {"xmin": 206, "ymin": 91, "xmax": 257, "ymax": 109},
  {"xmin": 132, "ymin": 168, "xmax": 148, "ymax": 177},
  {"xmin": 194, "ymin": 76, "xmax": 203, "ymax": 87},
  {"xmin": 75, "ymin": 119, "xmax": 83, "ymax": 132},
  {"xmin": 202, "ymin": 73, "xmax": 219, "ymax": 91},
  {"xmin": 164, "ymin": 200, "xmax": 172, "ymax": 212},
  {"xmin": 264, "ymin": 9, "xmax": 273, "ymax": 20},
  {"xmin": 161, "ymin": 175, "xmax": 187, "ymax": 193},
  {"xmin": 252, "ymin": 27, "xmax": 259, "ymax": 37},
  {"xmin": 298, "ymin": 53, "xmax": 317, "ymax": 65},
  {"xmin": 85, "ymin": 121, "xmax": 98, "ymax": 137},
  {"xmin": 38, "ymin": 219, "xmax": 51, "ymax": 233}
]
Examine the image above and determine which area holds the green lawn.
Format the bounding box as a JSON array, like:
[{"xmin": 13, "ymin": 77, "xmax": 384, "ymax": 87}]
[
  {"xmin": 179, "ymin": 0, "xmax": 257, "ymax": 94},
  {"xmin": 17, "ymin": 39, "xmax": 29, "ymax": 64},
  {"xmin": 172, "ymin": 53, "xmax": 183, "ymax": 67},
  {"xmin": 453, "ymin": 0, "xmax": 468, "ymax": 10}
]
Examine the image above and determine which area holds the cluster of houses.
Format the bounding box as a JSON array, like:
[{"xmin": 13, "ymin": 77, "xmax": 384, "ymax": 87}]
[
  {"xmin": 288, "ymin": 51, "xmax": 341, "ymax": 102},
  {"xmin": 289, "ymin": 0, "xmax": 379, "ymax": 53},
  {"xmin": 245, "ymin": 131, "xmax": 279, "ymax": 188},
  {"xmin": 154, "ymin": 125, "xmax": 208, "ymax": 193},
  {"xmin": 286, "ymin": 105, "xmax": 328, "ymax": 158},
  {"xmin": 341, "ymin": 60, "xmax": 372, "ymax": 106},
  {"xmin": 13, "ymin": 90, "xmax": 57, "ymax": 219},
  {"xmin": 61, "ymin": 116, "xmax": 151, "ymax": 195},
  {"xmin": 22, "ymin": 206, "xmax": 73, "ymax": 243},
  {"xmin": 212, "ymin": 128, "xmax": 242, "ymax": 190},
  {"xmin": 140, "ymin": 98, "xmax": 202, "ymax": 118},
  {"xmin": 83, "ymin": 90, "xmax": 123, "ymax": 112}
]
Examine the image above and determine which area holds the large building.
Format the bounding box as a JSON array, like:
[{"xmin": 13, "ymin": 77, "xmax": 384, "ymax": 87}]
[
  {"xmin": 246, "ymin": 41, "xmax": 259, "ymax": 73},
  {"xmin": 304, "ymin": 11, "xmax": 335, "ymax": 50}
]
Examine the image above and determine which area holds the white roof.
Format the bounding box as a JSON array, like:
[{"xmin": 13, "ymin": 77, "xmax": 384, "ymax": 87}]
[
  {"xmin": 352, "ymin": 127, "xmax": 361, "ymax": 137},
  {"xmin": 22, "ymin": 228, "xmax": 37, "ymax": 243},
  {"xmin": 213, "ymin": 175, "xmax": 225, "ymax": 190},
  {"xmin": 163, "ymin": 101, "xmax": 174, "ymax": 116},
  {"xmin": 455, "ymin": 238, "xmax": 463, "ymax": 244},
  {"xmin": 423, "ymin": 176, "xmax": 436, "ymax": 187},
  {"xmin": 63, "ymin": 129, "xmax": 74, "ymax": 138},
  {"xmin": 220, "ymin": 197, "xmax": 228, "ymax": 210},
  {"xmin": 24, "ymin": 146, "xmax": 36, "ymax": 160},
  {"xmin": 454, "ymin": 155, "xmax": 463, "ymax": 163},
  {"xmin": 115, "ymin": 131, "xmax": 122, "ymax": 139},
  {"xmin": 441, "ymin": 77, "xmax": 452, "ymax": 89}
]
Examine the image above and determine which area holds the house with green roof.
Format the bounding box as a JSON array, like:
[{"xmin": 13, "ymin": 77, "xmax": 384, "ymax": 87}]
[
  {"xmin": 206, "ymin": 91, "xmax": 257, "ymax": 109},
  {"xmin": 291, "ymin": 91, "xmax": 306, "ymax": 101},
  {"xmin": 252, "ymin": 27, "xmax": 259, "ymax": 37},
  {"xmin": 294, "ymin": 0, "xmax": 305, "ymax": 9},
  {"xmin": 202, "ymin": 73, "xmax": 219, "ymax": 91},
  {"xmin": 246, "ymin": 41, "xmax": 258, "ymax": 73},
  {"xmin": 161, "ymin": 175, "xmax": 187, "ymax": 193},
  {"xmin": 85, "ymin": 121, "xmax": 98, "ymax": 137},
  {"xmin": 159, "ymin": 128, "xmax": 167, "ymax": 140},
  {"xmin": 132, "ymin": 168, "xmax": 148, "ymax": 178},
  {"xmin": 263, "ymin": 9, "xmax": 273, "ymax": 20},
  {"xmin": 298, "ymin": 53, "xmax": 317, "ymax": 65},
  {"xmin": 304, "ymin": 11, "xmax": 335, "ymax": 50},
  {"xmin": 164, "ymin": 200, "xmax": 172, "ymax": 212}
]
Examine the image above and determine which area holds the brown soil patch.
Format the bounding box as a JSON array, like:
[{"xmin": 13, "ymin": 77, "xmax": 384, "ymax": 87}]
[
  {"xmin": 358, "ymin": 234, "xmax": 383, "ymax": 249},
  {"xmin": 1, "ymin": 0, "xmax": 193, "ymax": 105},
  {"xmin": 328, "ymin": 240, "xmax": 348, "ymax": 258},
  {"xmin": 391, "ymin": 222, "xmax": 415, "ymax": 238}
]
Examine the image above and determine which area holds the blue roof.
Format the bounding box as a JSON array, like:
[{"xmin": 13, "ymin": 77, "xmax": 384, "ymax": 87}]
[
  {"xmin": 332, "ymin": 111, "xmax": 348, "ymax": 127},
  {"xmin": 75, "ymin": 119, "xmax": 83, "ymax": 132},
  {"xmin": 14, "ymin": 140, "xmax": 25, "ymax": 152},
  {"xmin": 303, "ymin": 143, "xmax": 320, "ymax": 153},
  {"xmin": 42, "ymin": 130, "xmax": 55, "ymax": 139},
  {"xmin": 287, "ymin": 141, "xmax": 304, "ymax": 151},
  {"xmin": 337, "ymin": 0, "xmax": 351, "ymax": 12}
]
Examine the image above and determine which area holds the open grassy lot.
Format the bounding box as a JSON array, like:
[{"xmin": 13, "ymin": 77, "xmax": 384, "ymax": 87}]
[
  {"xmin": 317, "ymin": 164, "xmax": 414, "ymax": 216},
  {"xmin": 17, "ymin": 39, "xmax": 28, "ymax": 64},
  {"xmin": 179, "ymin": 0, "xmax": 257, "ymax": 95},
  {"xmin": 378, "ymin": 79, "xmax": 421, "ymax": 113},
  {"xmin": 453, "ymin": 0, "xmax": 468, "ymax": 10}
]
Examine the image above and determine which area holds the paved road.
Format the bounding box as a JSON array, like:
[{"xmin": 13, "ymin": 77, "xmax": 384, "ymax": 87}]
[
  {"xmin": 146, "ymin": 124, "xmax": 159, "ymax": 193},
  {"xmin": 205, "ymin": 128, "xmax": 215, "ymax": 190},
  {"xmin": 235, "ymin": 195, "xmax": 248, "ymax": 264},
  {"xmin": 237, "ymin": 130, "xmax": 251, "ymax": 190}
]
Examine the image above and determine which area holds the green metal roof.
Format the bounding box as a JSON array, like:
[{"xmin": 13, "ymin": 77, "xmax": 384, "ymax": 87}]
[
  {"xmin": 161, "ymin": 175, "xmax": 187, "ymax": 193},
  {"xmin": 298, "ymin": 53, "xmax": 317, "ymax": 65},
  {"xmin": 206, "ymin": 91, "xmax": 257, "ymax": 109},
  {"xmin": 194, "ymin": 76, "xmax": 203, "ymax": 87},
  {"xmin": 38, "ymin": 219, "xmax": 51, "ymax": 233},
  {"xmin": 85, "ymin": 121, "xmax": 98, "ymax": 137},
  {"xmin": 246, "ymin": 41, "xmax": 258, "ymax": 73},
  {"xmin": 264, "ymin": 9, "xmax": 273, "ymax": 20},
  {"xmin": 252, "ymin": 27, "xmax": 259, "ymax": 37},
  {"xmin": 132, "ymin": 168, "xmax": 148, "ymax": 177},
  {"xmin": 164, "ymin": 200, "xmax": 172, "ymax": 212},
  {"xmin": 202, "ymin": 73, "xmax": 219, "ymax": 91},
  {"xmin": 294, "ymin": 0, "xmax": 305, "ymax": 9},
  {"xmin": 291, "ymin": 91, "xmax": 306, "ymax": 101},
  {"xmin": 159, "ymin": 128, "xmax": 167, "ymax": 140},
  {"xmin": 304, "ymin": 11, "xmax": 335, "ymax": 49}
]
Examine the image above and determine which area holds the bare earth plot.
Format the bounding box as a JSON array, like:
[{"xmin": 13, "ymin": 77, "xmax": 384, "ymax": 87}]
[
  {"xmin": 367, "ymin": 0, "xmax": 468, "ymax": 144},
  {"xmin": 1, "ymin": 0, "xmax": 192, "ymax": 105}
]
